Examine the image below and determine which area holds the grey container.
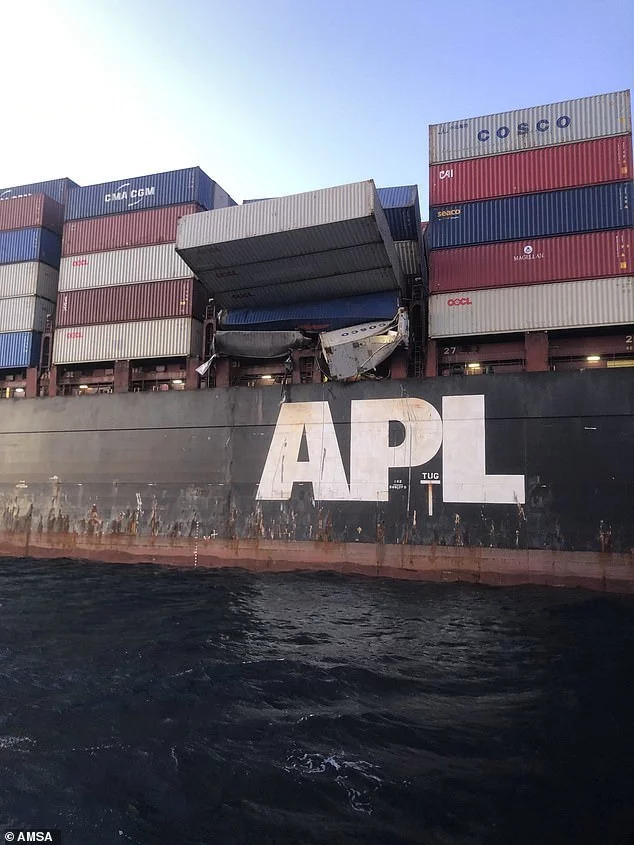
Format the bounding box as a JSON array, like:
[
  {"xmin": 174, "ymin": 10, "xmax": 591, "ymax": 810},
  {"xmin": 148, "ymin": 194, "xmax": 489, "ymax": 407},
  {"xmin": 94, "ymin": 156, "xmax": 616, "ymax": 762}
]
[
  {"xmin": 58, "ymin": 244, "xmax": 194, "ymax": 292},
  {"xmin": 394, "ymin": 241, "xmax": 422, "ymax": 276},
  {"xmin": 0, "ymin": 295, "xmax": 55, "ymax": 333},
  {"xmin": 0, "ymin": 262, "xmax": 59, "ymax": 300}
]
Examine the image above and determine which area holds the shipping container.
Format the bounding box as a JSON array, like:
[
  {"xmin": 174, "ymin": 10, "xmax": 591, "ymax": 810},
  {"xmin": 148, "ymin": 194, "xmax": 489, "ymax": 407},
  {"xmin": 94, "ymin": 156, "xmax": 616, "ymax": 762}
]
[
  {"xmin": 0, "ymin": 296, "xmax": 55, "ymax": 333},
  {"xmin": 429, "ymin": 90, "xmax": 631, "ymax": 164},
  {"xmin": 0, "ymin": 262, "xmax": 59, "ymax": 300},
  {"xmin": 430, "ymin": 135, "xmax": 633, "ymax": 205},
  {"xmin": 65, "ymin": 167, "xmax": 234, "ymax": 221},
  {"xmin": 0, "ymin": 178, "xmax": 78, "ymax": 205},
  {"xmin": 52, "ymin": 317, "xmax": 203, "ymax": 365},
  {"xmin": 176, "ymin": 181, "xmax": 402, "ymax": 307},
  {"xmin": 62, "ymin": 204, "xmax": 202, "ymax": 257},
  {"xmin": 394, "ymin": 240, "xmax": 422, "ymax": 276},
  {"xmin": 427, "ymin": 181, "xmax": 633, "ymax": 249},
  {"xmin": 0, "ymin": 331, "xmax": 41, "ymax": 369},
  {"xmin": 377, "ymin": 186, "xmax": 421, "ymax": 240},
  {"xmin": 0, "ymin": 228, "xmax": 62, "ymax": 268},
  {"xmin": 55, "ymin": 279, "xmax": 208, "ymax": 328},
  {"xmin": 218, "ymin": 290, "xmax": 400, "ymax": 332},
  {"xmin": 429, "ymin": 229, "xmax": 633, "ymax": 293},
  {"xmin": 429, "ymin": 276, "xmax": 634, "ymax": 337},
  {"xmin": 58, "ymin": 243, "xmax": 195, "ymax": 292},
  {"xmin": 0, "ymin": 193, "xmax": 65, "ymax": 235}
]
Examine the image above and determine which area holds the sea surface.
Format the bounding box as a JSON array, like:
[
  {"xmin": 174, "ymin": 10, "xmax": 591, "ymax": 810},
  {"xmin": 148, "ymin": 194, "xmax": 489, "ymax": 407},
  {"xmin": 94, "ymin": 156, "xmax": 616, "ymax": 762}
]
[{"xmin": 0, "ymin": 558, "xmax": 632, "ymax": 845}]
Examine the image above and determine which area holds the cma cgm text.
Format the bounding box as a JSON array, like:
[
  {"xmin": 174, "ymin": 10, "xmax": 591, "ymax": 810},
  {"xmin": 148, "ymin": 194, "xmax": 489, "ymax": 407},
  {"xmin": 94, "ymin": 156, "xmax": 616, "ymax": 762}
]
[
  {"xmin": 477, "ymin": 115, "xmax": 571, "ymax": 142},
  {"xmin": 103, "ymin": 185, "xmax": 156, "ymax": 204}
]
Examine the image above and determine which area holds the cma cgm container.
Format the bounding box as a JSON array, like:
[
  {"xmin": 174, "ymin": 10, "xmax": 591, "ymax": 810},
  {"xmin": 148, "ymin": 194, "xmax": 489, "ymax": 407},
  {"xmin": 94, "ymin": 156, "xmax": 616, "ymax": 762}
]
[
  {"xmin": 429, "ymin": 229, "xmax": 633, "ymax": 293},
  {"xmin": 0, "ymin": 194, "xmax": 65, "ymax": 235},
  {"xmin": 62, "ymin": 204, "xmax": 202, "ymax": 257},
  {"xmin": 0, "ymin": 178, "xmax": 78, "ymax": 204},
  {"xmin": 430, "ymin": 135, "xmax": 633, "ymax": 205},
  {"xmin": 0, "ymin": 228, "xmax": 62, "ymax": 268},
  {"xmin": 0, "ymin": 262, "xmax": 59, "ymax": 300},
  {"xmin": 0, "ymin": 331, "xmax": 41, "ymax": 369},
  {"xmin": 376, "ymin": 186, "xmax": 421, "ymax": 241},
  {"xmin": 55, "ymin": 279, "xmax": 208, "ymax": 328},
  {"xmin": 58, "ymin": 244, "xmax": 195, "ymax": 292},
  {"xmin": 65, "ymin": 167, "xmax": 235, "ymax": 221},
  {"xmin": 429, "ymin": 276, "xmax": 634, "ymax": 337},
  {"xmin": 429, "ymin": 90, "xmax": 631, "ymax": 164},
  {"xmin": 427, "ymin": 181, "xmax": 633, "ymax": 249},
  {"xmin": 52, "ymin": 317, "xmax": 203, "ymax": 364},
  {"xmin": 0, "ymin": 296, "xmax": 54, "ymax": 333}
]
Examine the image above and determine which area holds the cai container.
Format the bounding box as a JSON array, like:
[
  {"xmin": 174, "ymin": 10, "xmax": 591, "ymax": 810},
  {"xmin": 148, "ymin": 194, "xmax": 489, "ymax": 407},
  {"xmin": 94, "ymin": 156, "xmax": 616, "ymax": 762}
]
[
  {"xmin": 430, "ymin": 135, "xmax": 633, "ymax": 206},
  {"xmin": 0, "ymin": 296, "xmax": 55, "ymax": 333},
  {"xmin": 0, "ymin": 194, "xmax": 65, "ymax": 235},
  {"xmin": 58, "ymin": 243, "xmax": 195, "ymax": 291},
  {"xmin": 0, "ymin": 228, "xmax": 62, "ymax": 268},
  {"xmin": 0, "ymin": 178, "xmax": 78, "ymax": 205},
  {"xmin": 0, "ymin": 262, "xmax": 59, "ymax": 300},
  {"xmin": 427, "ymin": 181, "xmax": 633, "ymax": 250},
  {"xmin": 0, "ymin": 331, "xmax": 42, "ymax": 369},
  {"xmin": 429, "ymin": 90, "xmax": 631, "ymax": 164}
]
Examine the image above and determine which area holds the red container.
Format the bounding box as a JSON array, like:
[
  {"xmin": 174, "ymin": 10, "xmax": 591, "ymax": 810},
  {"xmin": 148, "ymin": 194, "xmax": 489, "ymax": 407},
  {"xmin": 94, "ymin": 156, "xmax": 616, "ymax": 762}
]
[
  {"xmin": 61, "ymin": 203, "xmax": 201, "ymax": 257},
  {"xmin": 429, "ymin": 136, "xmax": 633, "ymax": 206},
  {"xmin": 55, "ymin": 278, "xmax": 208, "ymax": 327},
  {"xmin": 429, "ymin": 229, "xmax": 633, "ymax": 293},
  {"xmin": 0, "ymin": 193, "xmax": 64, "ymax": 234}
]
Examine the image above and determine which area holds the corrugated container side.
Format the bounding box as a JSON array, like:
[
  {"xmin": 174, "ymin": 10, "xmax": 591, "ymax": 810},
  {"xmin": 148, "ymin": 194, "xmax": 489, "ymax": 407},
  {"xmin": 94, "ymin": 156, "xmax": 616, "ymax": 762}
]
[
  {"xmin": 429, "ymin": 230, "xmax": 634, "ymax": 292},
  {"xmin": 428, "ymin": 276, "xmax": 634, "ymax": 337},
  {"xmin": 62, "ymin": 204, "xmax": 202, "ymax": 257},
  {"xmin": 394, "ymin": 241, "xmax": 423, "ymax": 276},
  {"xmin": 55, "ymin": 279, "xmax": 208, "ymax": 327},
  {"xmin": 430, "ymin": 135, "xmax": 634, "ymax": 205},
  {"xmin": 427, "ymin": 182, "xmax": 633, "ymax": 249},
  {"xmin": 0, "ymin": 228, "xmax": 62, "ymax": 268},
  {"xmin": 0, "ymin": 178, "xmax": 79, "ymax": 205},
  {"xmin": 377, "ymin": 186, "xmax": 421, "ymax": 241},
  {"xmin": 0, "ymin": 194, "xmax": 65, "ymax": 235},
  {"xmin": 0, "ymin": 262, "xmax": 59, "ymax": 300},
  {"xmin": 52, "ymin": 317, "xmax": 203, "ymax": 364},
  {"xmin": 0, "ymin": 331, "xmax": 41, "ymax": 369},
  {"xmin": 0, "ymin": 296, "xmax": 55, "ymax": 333},
  {"xmin": 429, "ymin": 90, "xmax": 631, "ymax": 164},
  {"xmin": 58, "ymin": 244, "xmax": 195, "ymax": 291},
  {"xmin": 65, "ymin": 168, "xmax": 219, "ymax": 221}
]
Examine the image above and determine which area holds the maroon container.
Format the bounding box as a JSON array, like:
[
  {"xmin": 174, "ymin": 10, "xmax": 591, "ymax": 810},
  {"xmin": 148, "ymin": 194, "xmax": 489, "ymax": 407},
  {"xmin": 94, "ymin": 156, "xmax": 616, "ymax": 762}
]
[
  {"xmin": 429, "ymin": 135, "xmax": 633, "ymax": 206},
  {"xmin": 0, "ymin": 193, "xmax": 65, "ymax": 234},
  {"xmin": 61, "ymin": 203, "xmax": 201, "ymax": 257},
  {"xmin": 55, "ymin": 278, "xmax": 208, "ymax": 327},
  {"xmin": 429, "ymin": 229, "xmax": 633, "ymax": 294}
]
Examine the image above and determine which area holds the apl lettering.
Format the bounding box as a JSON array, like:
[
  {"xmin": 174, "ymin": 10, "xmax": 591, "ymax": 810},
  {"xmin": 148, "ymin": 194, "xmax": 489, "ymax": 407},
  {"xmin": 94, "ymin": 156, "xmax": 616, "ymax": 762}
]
[
  {"xmin": 256, "ymin": 396, "xmax": 525, "ymax": 505},
  {"xmin": 103, "ymin": 183, "xmax": 156, "ymax": 208},
  {"xmin": 477, "ymin": 114, "xmax": 571, "ymax": 142}
]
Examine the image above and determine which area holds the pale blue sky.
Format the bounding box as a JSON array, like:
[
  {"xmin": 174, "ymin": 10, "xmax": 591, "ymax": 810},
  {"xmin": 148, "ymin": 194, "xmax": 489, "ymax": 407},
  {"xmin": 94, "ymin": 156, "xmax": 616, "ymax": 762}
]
[{"xmin": 1, "ymin": 0, "xmax": 632, "ymax": 211}]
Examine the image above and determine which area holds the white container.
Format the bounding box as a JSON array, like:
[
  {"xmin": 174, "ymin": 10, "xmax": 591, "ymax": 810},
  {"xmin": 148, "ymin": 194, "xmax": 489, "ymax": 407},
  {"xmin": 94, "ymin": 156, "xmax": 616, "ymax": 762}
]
[
  {"xmin": 429, "ymin": 277, "xmax": 634, "ymax": 337},
  {"xmin": 0, "ymin": 295, "xmax": 55, "ymax": 333},
  {"xmin": 429, "ymin": 90, "xmax": 632, "ymax": 164},
  {"xmin": 52, "ymin": 317, "xmax": 203, "ymax": 364},
  {"xmin": 394, "ymin": 240, "xmax": 422, "ymax": 276},
  {"xmin": 58, "ymin": 243, "xmax": 194, "ymax": 292},
  {"xmin": 0, "ymin": 262, "xmax": 59, "ymax": 300}
]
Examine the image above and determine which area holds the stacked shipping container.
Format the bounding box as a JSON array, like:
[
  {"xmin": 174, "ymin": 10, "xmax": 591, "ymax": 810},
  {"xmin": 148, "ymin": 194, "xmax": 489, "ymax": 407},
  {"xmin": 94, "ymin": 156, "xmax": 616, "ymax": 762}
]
[{"xmin": 427, "ymin": 91, "xmax": 633, "ymax": 364}]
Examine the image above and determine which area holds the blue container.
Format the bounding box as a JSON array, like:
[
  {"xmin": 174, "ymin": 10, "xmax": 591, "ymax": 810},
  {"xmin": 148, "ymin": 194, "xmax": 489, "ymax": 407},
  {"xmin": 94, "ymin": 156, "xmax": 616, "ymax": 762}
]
[
  {"xmin": 65, "ymin": 167, "xmax": 235, "ymax": 221},
  {"xmin": 0, "ymin": 331, "xmax": 41, "ymax": 369},
  {"xmin": 377, "ymin": 186, "xmax": 421, "ymax": 241},
  {"xmin": 219, "ymin": 291, "xmax": 399, "ymax": 332},
  {"xmin": 0, "ymin": 178, "xmax": 79, "ymax": 205},
  {"xmin": 0, "ymin": 228, "xmax": 62, "ymax": 268},
  {"xmin": 427, "ymin": 181, "xmax": 634, "ymax": 249}
]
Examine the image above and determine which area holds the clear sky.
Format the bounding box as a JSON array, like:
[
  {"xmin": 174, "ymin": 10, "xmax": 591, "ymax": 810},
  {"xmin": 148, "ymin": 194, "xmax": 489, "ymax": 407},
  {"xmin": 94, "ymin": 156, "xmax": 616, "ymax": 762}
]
[{"xmin": 1, "ymin": 0, "xmax": 632, "ymax": 212}]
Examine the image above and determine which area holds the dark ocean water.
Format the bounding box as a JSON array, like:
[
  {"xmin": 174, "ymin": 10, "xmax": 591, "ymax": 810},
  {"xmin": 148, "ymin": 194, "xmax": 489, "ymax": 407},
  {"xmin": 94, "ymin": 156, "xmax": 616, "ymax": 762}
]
[{"xmin": 0, "ymin": 559, "xmax": 633, "ymax": 845}]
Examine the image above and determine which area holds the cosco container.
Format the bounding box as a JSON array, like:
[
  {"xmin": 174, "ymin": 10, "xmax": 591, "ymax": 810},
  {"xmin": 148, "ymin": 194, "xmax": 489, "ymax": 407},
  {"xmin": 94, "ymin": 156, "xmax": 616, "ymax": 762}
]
[
  {"xmin": 429, "ymin": 276, "xmax": 634, "ymax": 337},
  {"xmin": 0, "ymin": 228, "xmax": 62, "ymax": 268},
  {"xmin": 377, "ymin": 186, "xmax": 421, "ymax": 241},
  {"xmin": 430, "ymin": 135, "xmax": 633, "ymax": 206},
  {"xmin": 55, "ymin": 279, "xmax": 208, "ymax": 328},
  {"xmin": 429, "ymin": 90, "xmax": 631, "ymax": 164},
  {"xmin": 65, "ymin": 167, "xmax": 235, "ymax": 221},
  {"xmin": 0, "ymin": 331, "xmax": 41, "ymax": 369},
  {"xmin": 427, "ymin": 182, "xmax": 633, "ymax": 249},
  {"xmin": 58, "ymin": 243, "xmax": 195, "ymax": 292},
  {"xmin": 52, "ymin": 317, "xmax": 203, "ymax": 365},
  {"xmin": 0, "ymin": 262, "xmax": 59, "ymax": 300},
  {"xmin": 429, "ymin": 230, "xmax": 633, "ymax": 293},
  {"xmin": 62, "ymin": 204, "xmax": 202, "ymax": 257},
  {"xmin": 0, "ymin": 194, "xmax": 65, "ymax": 235},
  {"xmin": 0, "ymin": 178, "xmax": 78, "ymax": 205},
  {"xmin": 0, "ymin": 296, "xmax": 54, "ymax": 333}
]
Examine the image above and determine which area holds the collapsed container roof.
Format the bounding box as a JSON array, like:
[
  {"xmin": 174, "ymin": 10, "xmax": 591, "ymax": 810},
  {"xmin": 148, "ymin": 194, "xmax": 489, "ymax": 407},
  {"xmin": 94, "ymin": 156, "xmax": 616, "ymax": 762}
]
[{"xmin": 175, "ymin": 180, "xmax": 403, "ymax": 309}]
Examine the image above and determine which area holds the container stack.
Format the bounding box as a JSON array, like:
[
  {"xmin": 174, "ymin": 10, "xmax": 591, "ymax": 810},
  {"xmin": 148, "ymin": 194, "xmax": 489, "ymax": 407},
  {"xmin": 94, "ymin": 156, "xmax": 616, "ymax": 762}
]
[
  {"xmin": 426, "ymin": 90, "xmax": 633, "ymax": 373},
  {"xmin": 52, "ymin": 168, "xmax": 235, "ymax": 389}
]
